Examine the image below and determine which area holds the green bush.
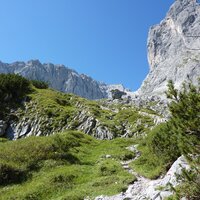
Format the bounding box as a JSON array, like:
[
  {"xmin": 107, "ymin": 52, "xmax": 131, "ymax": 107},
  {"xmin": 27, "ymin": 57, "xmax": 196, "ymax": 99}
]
[
  {"xmin": 31, "ymin": 80, "xmax": 48, "ymax": 89},
  {"xmin": 148, "ymin": 123, "xmax": 181, "ymax": 163},
  {"xmin": 164, "ymin": 80, "xmax": 200, "ymax": 199},
  {"xmin": 0, "ymin": 162, "xmax": 26, "ymax": 185},
  {"xmin": 149, "ymin": 80, "xmax": 200, "ymax": 160},
  {"xmin": 132, "ymin": 80, "xmax": 200, "ymax": 180},
  {"xmin": 0, "ymin": 73, "xmax": 31, "ymax": 102},
  {"xmin": 0, "ymin": 131, "xmax": 83, "ymax": 185},
  {"xmin": 166, "ymin": 80, "xmax": 200, "ymax": 149}
]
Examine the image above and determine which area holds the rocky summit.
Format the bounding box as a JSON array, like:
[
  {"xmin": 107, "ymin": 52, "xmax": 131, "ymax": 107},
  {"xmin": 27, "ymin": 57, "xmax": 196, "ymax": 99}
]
[{"xmin": 138, "ymin": 0, "xmax": 200, "ymax": 97}]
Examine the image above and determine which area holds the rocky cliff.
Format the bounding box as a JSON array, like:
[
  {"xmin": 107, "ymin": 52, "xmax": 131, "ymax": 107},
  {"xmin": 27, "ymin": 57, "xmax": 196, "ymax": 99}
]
[
  {"xmin": 138, "ymin": 0, "xmax": 200, "ymax": 97},
  {"xmin": 0, "ymin": 60, "xmax": 108, "ymax": 100}
]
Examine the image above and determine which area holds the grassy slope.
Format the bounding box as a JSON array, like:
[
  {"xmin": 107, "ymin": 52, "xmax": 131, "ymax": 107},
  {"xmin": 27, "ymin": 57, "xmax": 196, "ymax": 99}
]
[
  {"xmin": 130, "ymin": 124, "xmax": 169, "ymax": 179},
  {"xmin": 0, "ymin": 86, "xmax": 159, "ymax": 199},
  {"xmin": 0, "ymin": 131, "xmax": 136, "ymax": 200}
]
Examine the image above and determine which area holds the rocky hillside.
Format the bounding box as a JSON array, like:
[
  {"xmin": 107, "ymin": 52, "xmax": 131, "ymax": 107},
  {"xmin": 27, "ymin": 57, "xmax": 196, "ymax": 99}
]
[
  {"xmin": 138, "ymin": 0, "xmax": 200, "ymax": 97},
  {"xmin": 0, "ymin": 83, "xmax": 164, "ymax": 140}
]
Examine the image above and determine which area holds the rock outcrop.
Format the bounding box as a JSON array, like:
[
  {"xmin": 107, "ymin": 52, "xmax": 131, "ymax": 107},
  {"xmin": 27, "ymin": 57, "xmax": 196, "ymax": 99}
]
[
  {"xmin": 138, "ymin": 0, "xmax": 200, "ymax": 97},
  {"xmin": 0, "ymin": 89, "xmax": 162, "ymax": 140}
]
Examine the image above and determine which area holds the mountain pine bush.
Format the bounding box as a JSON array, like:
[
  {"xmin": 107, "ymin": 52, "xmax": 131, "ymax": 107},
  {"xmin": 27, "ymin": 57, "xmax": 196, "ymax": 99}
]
[
  {"xmin": 31, "ymin": 80, "xmax": 48, "ymax": 89},
  {"xmin": 148, "ymin": 80, "xmax": 200, "ymax": 159},
  {"xmin": 132, "ymin": 80, "xmax": 200, "ymax": 195},
  {"xmin": 164, "ymin": 80, "xmax": 200, "ymax": 199},
  {"xmin": 0, "ymin": 74, "xmax": 31, "ymax": 103},
  {"xmin": 150, "ymin": 80, "xmax": 200, "ymax": 199}
]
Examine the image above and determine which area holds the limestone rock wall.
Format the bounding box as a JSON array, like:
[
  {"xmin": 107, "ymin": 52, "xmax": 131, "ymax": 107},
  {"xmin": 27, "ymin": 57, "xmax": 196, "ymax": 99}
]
[{"xmin": 138, "ymin": 0, "xmax": 200, "ymax": 97}]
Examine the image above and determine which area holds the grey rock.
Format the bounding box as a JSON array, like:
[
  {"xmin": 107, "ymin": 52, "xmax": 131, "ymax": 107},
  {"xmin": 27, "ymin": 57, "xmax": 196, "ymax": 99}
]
[
  {"xmin": 105, "ymin": 155, "xmax": 112, "ymax": 158},
  {"xmin": 95, "ymin": 126, "xmax": 114, "ymax": 140},
  {"xmin": 6, "ymin": 119, "xmax": 42, "ymax": 140},
  {"xmin": 4, "ymin": 99, "xmax": 120, "ymax": 140},
  {"xmin": 0, "ymin": 120, "xmax": 7, "ymax": 136},
  {"xmin": 145, "ymin": 155, "xmax": 190, "ymax": 200},
  {"xmin": 138, "ymin": 0, "xmax": 200, "ymax": 97},
  {"xmin": 77, "ymin": 115, "xmax": 97, "ymax": 135},
  {"xmin": 105, "ymin": 84, "xmax": 130, "ymax": 99}
]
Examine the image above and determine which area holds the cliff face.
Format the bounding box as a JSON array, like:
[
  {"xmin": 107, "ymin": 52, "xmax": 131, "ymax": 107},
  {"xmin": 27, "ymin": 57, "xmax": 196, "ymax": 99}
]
[
  {"xmin": 138, "ymin": 0, "xmax": 200, "ymax": 97},
  {"xmin": 0, "ymin": 60, "xmax": 108, "ymax": 100}
]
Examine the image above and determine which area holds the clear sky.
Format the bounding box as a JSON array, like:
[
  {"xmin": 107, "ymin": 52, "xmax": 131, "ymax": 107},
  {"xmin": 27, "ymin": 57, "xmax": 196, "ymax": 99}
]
[{"xmin": 0, "ymin": 0, "xmax": 175, "ymax": 91}]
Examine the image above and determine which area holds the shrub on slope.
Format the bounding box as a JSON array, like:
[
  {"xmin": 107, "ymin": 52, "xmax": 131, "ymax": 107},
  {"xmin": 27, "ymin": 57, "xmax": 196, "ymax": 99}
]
[
  {"xmin": 131, "ymin": 80, "xmax": 200, "ymax": 199},
  {"xmin": 0, "ymin": 74, "xmax": 31, "ymax": 103}
]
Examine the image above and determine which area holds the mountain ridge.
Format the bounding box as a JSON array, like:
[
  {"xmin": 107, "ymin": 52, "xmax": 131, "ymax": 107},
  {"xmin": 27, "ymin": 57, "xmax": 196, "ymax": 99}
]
[
  {"xmin": 0, "ymin": 59, "xmax": 135, "ymax": 101},
  {"xmin": 0, "ymin": 59, "xmax": 110, "ymax": 100}
]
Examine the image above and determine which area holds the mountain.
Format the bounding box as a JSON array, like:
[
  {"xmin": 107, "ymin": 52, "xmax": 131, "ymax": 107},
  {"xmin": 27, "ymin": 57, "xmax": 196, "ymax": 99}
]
[
  {"xmin": 0, "ymin": 59, "xmax": 134, "ymax": 100},
  {"xmin": 0, "ymin": 60, "xmax": 110, "ymax": 100},
  {"xmin": 137, "ymin": 0, "xmax": 200, "ymax": 97}
]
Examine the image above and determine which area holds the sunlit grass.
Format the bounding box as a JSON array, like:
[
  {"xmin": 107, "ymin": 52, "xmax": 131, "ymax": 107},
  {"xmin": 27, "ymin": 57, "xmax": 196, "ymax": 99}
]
[{"xmin": 0, "ymin": 131, "xmax": 136, "ymax": 200}]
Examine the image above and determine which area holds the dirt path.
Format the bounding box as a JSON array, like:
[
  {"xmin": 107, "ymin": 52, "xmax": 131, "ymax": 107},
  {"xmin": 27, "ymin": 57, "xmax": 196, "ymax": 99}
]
[{"xmin": 95, "ymin": 145, "xmax": 190, "ymax": 200}]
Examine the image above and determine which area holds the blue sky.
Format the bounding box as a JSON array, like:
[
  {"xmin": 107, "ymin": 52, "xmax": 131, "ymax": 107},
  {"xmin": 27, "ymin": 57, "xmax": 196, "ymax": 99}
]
[{"xmin": 0, "ymin": 0, "xmax": 174, "ymax": 91}]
